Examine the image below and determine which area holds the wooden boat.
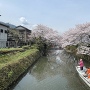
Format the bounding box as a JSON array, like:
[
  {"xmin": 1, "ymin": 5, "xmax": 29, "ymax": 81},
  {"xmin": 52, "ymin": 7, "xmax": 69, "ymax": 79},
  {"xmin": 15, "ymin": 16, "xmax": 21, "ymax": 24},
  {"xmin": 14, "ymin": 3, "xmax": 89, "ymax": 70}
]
[{"xmin": 76, "ymin": 66, "xmax": 90, "ymax": 87}]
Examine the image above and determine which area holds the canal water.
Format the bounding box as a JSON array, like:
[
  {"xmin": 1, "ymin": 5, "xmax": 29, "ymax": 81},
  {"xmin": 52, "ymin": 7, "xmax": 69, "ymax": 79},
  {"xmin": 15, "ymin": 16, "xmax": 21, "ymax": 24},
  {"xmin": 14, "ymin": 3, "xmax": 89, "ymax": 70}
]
[{"xmin": 12, "ymin": 50, "xmax": 89, "ymax": 90}]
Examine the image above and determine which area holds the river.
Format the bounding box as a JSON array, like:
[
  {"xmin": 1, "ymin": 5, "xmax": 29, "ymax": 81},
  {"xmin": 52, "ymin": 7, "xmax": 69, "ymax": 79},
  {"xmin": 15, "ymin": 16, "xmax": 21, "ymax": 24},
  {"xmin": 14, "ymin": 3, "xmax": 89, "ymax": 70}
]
[{"xmin": 10, "ymin": 50, "xmax": 90, "ymax": 90}]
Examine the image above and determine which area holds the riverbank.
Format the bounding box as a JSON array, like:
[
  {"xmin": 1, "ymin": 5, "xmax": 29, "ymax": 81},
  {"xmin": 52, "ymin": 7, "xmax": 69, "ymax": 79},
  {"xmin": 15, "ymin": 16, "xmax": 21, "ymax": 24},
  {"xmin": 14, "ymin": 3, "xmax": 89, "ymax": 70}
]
[
  {"xmin": 64, "ymin": 45, "xmax": 90, "ymax": 62},
  {"xmin": 0, "ymin": 47, "xmax": 41, "ymax": 90}
]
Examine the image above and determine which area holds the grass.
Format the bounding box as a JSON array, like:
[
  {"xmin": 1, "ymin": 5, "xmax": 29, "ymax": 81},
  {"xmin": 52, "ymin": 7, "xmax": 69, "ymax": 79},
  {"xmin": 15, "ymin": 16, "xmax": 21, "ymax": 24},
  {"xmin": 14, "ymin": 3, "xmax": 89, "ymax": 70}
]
[
  {"xmin": 0, "ymin": 48, "xmax": 39, "ymax": 69},
  {"xmin": 0, "ymin": 47, "xmax": 23, "ymax": 51},
  {"xmin": 0, "ymin": 48, "xmax": 23, "ymax": 54}
]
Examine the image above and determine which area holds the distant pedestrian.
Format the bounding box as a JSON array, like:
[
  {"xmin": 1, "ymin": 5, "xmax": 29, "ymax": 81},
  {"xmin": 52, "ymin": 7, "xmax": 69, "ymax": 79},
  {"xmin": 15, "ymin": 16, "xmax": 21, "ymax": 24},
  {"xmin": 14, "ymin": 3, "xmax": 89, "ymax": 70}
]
[{"xmin": 78, "ymin": 59, "xmax": 84, "ymax": 70}]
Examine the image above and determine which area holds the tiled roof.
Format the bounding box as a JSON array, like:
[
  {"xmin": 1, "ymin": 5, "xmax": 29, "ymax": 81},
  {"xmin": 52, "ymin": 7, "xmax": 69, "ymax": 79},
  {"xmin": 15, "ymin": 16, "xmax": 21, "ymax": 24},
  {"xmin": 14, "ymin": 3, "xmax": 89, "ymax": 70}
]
[
  {"xmin": 16, "ymin": 25, "xmax": 31, "ymax": 31},
  {"xmin": 0, "ymin": 22, "xmax": 9, "ymax": 27}
]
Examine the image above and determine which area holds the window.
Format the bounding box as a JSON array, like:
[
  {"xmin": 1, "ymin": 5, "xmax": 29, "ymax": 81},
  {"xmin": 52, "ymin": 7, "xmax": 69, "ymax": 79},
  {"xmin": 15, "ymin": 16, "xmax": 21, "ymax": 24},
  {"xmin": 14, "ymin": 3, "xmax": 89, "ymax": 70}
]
[
  {"xmin": 5, "ymin": 30, "xmax": 7, "ymax": 33},
  {"xmin": 1, "ymin": 29, "xmax": 3, "ymax": 33},
  {"xmin": 19, "ymin": 32, "xmax": 24, "ymax": 34}
]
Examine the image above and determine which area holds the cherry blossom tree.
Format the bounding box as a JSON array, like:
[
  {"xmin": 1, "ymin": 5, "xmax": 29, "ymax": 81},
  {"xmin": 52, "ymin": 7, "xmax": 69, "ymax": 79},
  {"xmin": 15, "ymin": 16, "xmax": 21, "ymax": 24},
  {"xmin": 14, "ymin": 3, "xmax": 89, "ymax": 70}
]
[
  {"xmin": 61, "ymin": 22, "xmax": 90, "ymax": 48},
  {"xmin": 29, "ymin": 24, "xmax": 62, "ymax": 46}
]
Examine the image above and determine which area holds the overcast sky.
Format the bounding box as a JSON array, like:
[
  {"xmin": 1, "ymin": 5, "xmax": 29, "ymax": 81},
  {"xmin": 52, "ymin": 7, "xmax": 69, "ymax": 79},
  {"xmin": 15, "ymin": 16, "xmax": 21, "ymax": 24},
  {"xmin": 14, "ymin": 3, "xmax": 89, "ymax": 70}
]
[{"xmin": 0, "ymin": 0, "xmax": 90, "ymax": 34}]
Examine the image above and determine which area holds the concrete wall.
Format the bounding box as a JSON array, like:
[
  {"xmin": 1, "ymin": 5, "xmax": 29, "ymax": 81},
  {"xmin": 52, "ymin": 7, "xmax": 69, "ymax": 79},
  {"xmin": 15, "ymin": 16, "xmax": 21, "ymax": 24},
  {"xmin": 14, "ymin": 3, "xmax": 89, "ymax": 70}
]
[{"xmin": 0, "ymin": 25, "xmax": 8, "ymax": 48}]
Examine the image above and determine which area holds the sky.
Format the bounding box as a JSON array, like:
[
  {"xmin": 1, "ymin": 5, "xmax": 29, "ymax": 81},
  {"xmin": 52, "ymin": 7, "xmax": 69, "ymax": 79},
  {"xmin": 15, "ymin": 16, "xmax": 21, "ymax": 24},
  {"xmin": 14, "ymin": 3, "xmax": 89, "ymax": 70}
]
[{"xmin": 0, "ymin": 0, "xmax": 90, "ymax": 34}]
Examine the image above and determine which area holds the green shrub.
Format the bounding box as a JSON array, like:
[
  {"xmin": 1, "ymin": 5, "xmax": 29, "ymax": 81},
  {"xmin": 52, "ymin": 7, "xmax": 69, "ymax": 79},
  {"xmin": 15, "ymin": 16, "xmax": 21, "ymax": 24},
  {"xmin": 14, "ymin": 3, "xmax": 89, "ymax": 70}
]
[
  {"xmin": 65, "ymin": 45, "xmax": 78, "ymax": 54},
  {"xmin": 8, "ymin": 70, "xmax": 13, "ymax": 78},
  {"xmin": 76, "ymin": 54, "xmax": 90, "ymax": 62},
  {"xmin": 22, "ymin": 45, "xmax": 30, "ymax": 49},
  {"xmin": 30, "ymin": 44, "xmax": 38, "ymax": 49}
]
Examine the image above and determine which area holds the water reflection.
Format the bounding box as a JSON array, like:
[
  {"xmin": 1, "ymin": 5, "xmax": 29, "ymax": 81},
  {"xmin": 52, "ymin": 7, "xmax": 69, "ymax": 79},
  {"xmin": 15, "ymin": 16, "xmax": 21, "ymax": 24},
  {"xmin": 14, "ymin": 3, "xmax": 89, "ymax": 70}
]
[{"xmin": 13, "ymin": 50, "xmax": 90, "ymax": 90}]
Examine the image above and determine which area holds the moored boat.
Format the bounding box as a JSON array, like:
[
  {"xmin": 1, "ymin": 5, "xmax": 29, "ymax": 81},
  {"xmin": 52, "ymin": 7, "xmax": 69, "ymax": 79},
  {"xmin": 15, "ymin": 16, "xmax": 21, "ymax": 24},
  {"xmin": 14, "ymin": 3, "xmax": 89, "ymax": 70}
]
[{"xmin": 76, "ymin": 66, "xmax": 90, "ymax": 87}]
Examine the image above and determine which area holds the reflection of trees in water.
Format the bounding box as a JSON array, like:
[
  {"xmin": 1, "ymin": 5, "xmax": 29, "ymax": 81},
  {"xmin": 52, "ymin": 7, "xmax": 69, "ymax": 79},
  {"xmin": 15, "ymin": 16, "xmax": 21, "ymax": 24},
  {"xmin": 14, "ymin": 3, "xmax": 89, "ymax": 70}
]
[
  {"xmin": 30, "ymin": 57, "xmax": 62, "ymax": 81},
  {"xmin": 30, "ymin": 50, "xmax": 69, "ymax": 81},
  {"xmin": 30, "ymin": 57, "xmax": 47, "ymax": 81},
  {"xmin": 30, "ymin": 50, "xmax": 64, "ymax": 81}
]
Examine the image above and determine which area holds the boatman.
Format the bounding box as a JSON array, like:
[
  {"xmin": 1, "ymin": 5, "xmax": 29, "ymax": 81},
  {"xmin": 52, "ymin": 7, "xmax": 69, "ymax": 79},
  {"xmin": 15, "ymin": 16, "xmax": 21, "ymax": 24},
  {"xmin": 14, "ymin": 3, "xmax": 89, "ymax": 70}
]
[{"xmin": 78, "ymin": 59, "xmax": 84, "ymax": 70}]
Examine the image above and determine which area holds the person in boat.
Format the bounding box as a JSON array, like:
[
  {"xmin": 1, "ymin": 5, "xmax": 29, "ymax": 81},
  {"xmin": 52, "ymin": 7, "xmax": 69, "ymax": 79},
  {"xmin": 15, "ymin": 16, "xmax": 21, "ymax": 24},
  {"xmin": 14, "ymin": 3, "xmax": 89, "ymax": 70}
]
[
  {"xmin": 83, "ymin": 67, "xmax": 90, "ymax": 78},
  {"xmin": 78, "ymin": 59, "xmax": 84, "ymax": 70}
]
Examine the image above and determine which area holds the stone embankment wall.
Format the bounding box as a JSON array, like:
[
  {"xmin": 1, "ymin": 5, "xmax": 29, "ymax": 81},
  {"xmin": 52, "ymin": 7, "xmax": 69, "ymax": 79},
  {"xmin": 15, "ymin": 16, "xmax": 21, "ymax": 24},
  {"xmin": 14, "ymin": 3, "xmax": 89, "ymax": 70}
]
[{"xmin": 0, "ymin": 51, "xmax": 41, "ymax": 90}]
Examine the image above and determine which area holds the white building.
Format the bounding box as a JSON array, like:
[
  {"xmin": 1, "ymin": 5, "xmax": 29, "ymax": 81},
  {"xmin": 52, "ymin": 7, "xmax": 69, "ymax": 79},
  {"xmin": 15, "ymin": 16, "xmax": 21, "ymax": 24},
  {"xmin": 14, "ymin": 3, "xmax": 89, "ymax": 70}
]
[
  {"xmin": 0, "ymin": 23, "xmax": 9, "ymax": 48},
  {"xmin": 16, "ymin": 25, "xmax": 31, "ymax": 45}
]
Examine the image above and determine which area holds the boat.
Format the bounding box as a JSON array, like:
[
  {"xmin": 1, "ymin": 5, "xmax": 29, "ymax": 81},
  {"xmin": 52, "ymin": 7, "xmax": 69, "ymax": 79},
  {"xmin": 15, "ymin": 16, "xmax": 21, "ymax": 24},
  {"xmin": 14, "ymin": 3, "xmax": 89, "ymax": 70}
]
[{"xmin": 76, "ymin": 66, "xmax": 90, "ymax": 87}]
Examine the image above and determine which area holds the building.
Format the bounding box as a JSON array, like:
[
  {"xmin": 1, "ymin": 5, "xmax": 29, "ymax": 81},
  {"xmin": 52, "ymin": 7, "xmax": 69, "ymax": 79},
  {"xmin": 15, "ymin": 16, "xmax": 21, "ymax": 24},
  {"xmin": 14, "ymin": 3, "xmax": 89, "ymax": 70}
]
[
  {"xmin": 0, "ymin": 23, "xmax": 9, "ymax": 48},
  {"xmin": 15, "ymin": 25, "xmax": 31, "ymax": 46},
  {"xmin": 7, "ymin": 28, "xmax": 19, "ymax": 47}
]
